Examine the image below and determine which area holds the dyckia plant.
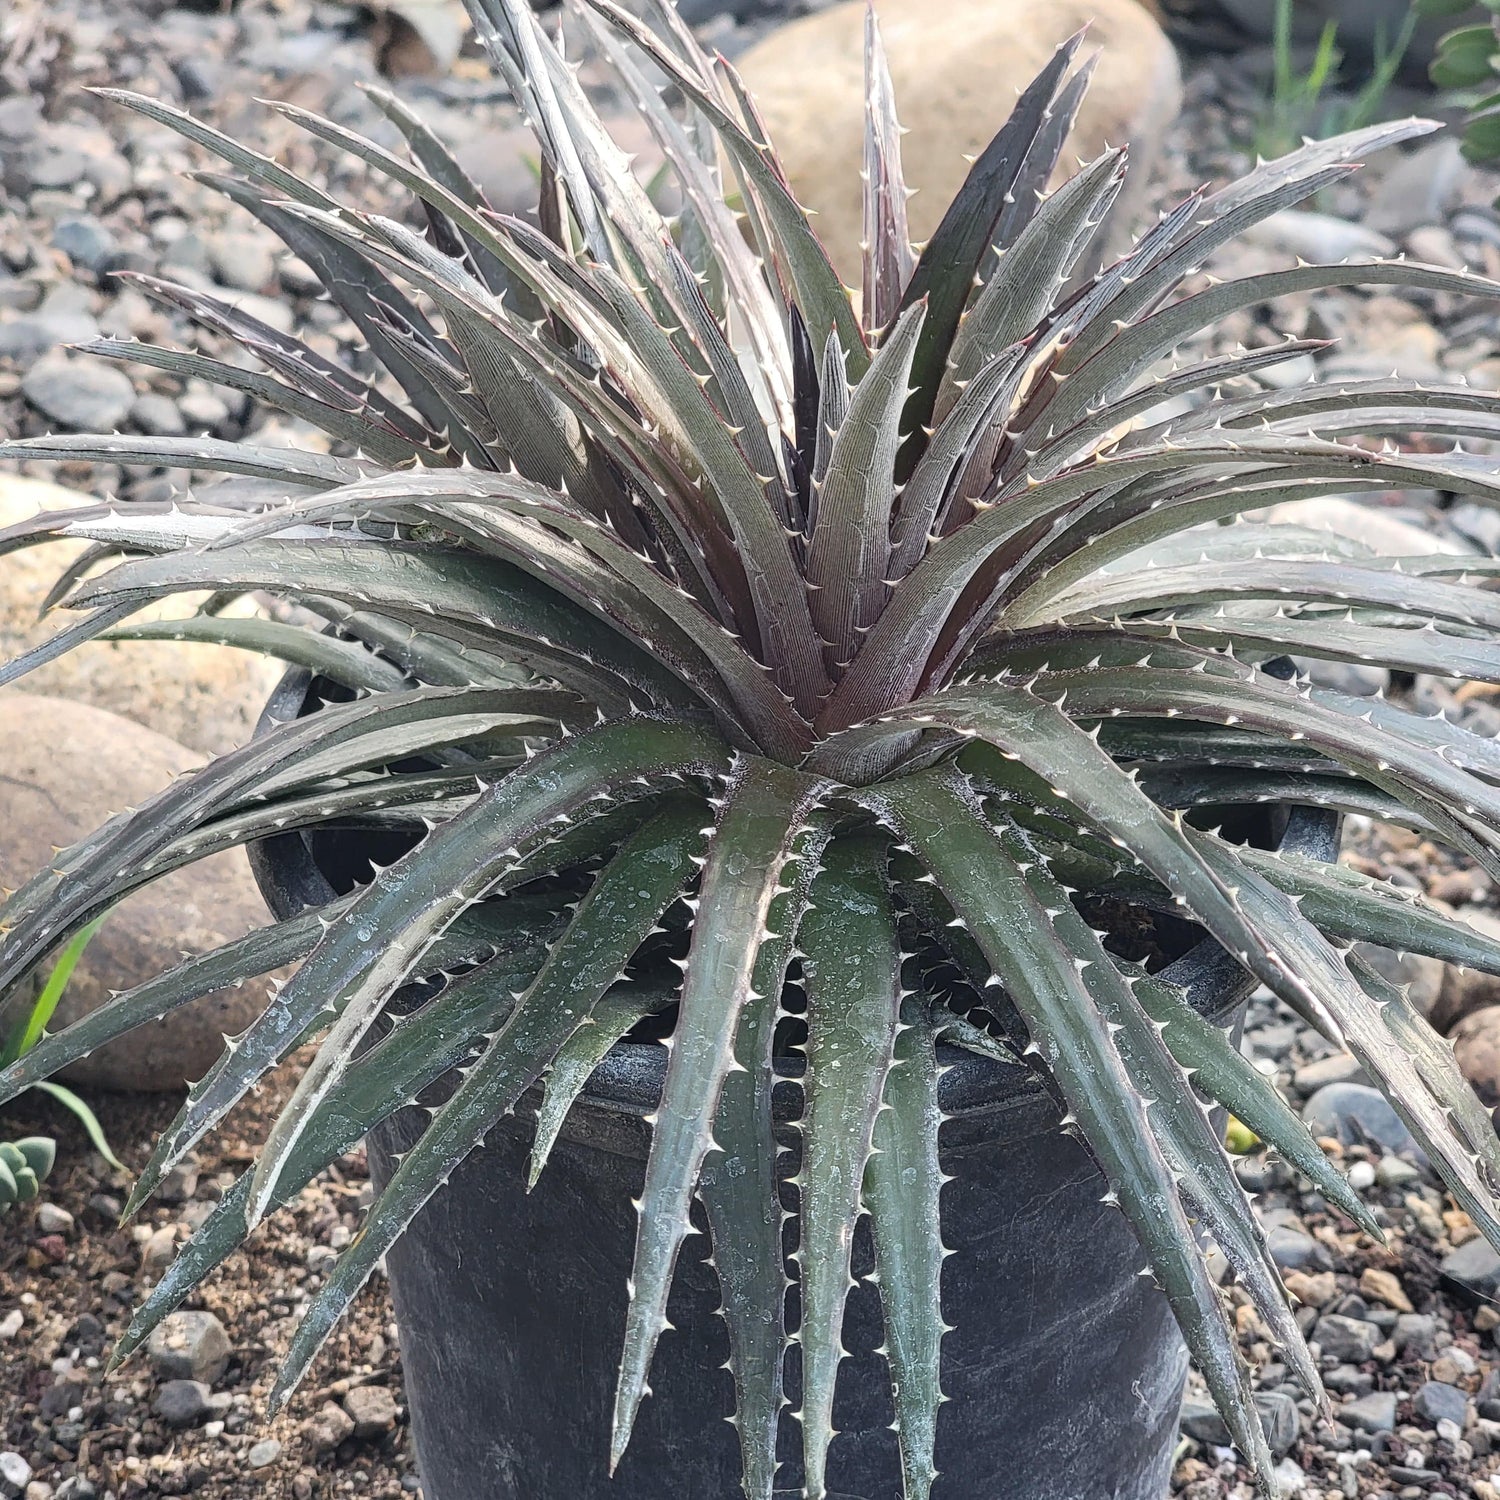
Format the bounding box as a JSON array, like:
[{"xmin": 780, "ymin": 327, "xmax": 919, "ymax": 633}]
[{"xmin": 8, "ymin": 1, "xmax": 1500, "ymax": 1495}]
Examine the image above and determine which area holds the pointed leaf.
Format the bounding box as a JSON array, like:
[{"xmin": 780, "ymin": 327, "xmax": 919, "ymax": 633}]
[
  {"xmin": 267, "ymin": 797, "xmax": 710, "ymax": 1405},
  {"xmin": 611, "ymin": 756, "xmax": 828, "ymax": 1469},
  {"xmin": 798, "ymin": 831, "xmax": 902, "ymax": 1500},
  {"xmin": 247, "ymin": 722, "xmax": 731, "ymax": 1228},
  {"xmin": 864, "ymin": 1007, "xmax": 944, "ymax": 1500},
  {"xmin": 860, "ymin": 2, "xmax": 915, "ymax": 334}
]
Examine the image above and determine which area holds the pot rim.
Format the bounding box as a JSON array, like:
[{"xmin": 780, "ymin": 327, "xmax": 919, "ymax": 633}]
[{"xmin": 248, "ymin": 666, "xmax": 1340, "ymax": 1124}]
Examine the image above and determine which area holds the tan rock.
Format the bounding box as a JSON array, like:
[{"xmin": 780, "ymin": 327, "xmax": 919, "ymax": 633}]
[
  {"xmin": 1283, "ymin": 1269, "xmax": 1337, "ymax": 1309},
  {"xmin": 1359, "ymin": 1266, "xmax": 1414, "ymax": 1314},
  {"xmin": 0, "ymin": 692, "xmax": 277, "ymax": 1092},
  {"xmin": 1432, "ymin": 909, "xmax": 1500, "ymax": 1035},
  {"xmin": 1452, "ymin": 1004, "xmax": 1500, "ymax": 1110},
  {"xmin": 734, "ymin": 0, "xmax": 1182, "ymax": 286},
  {"xmin": 0, "ymin": 473, "xmax": 282, "ymax": 755}
]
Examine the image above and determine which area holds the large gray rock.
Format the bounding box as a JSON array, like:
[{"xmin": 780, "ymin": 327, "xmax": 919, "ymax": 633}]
[
  {"xmin": 1312, "ymin": 1313, "xmax": 1380, "ymax": 1363},
  {"xmin": 1342, "ymin": 1390, "xmax": 1397, "ymax": 1434},
  {"xmin": 1440, "ymin": 1234, "xmax": 1500, "ymax": 1302},
  {"xmin": 1413, "ymin": 1381, "xmax": 1470, "ymax": 1429},
  {"xmin": 21, "ymin": 354, "xmax": 134, "ymax": 431},
  {"xmin": 0, "ymin": 693, "xmax": 277, "ymax": 1091},
  {"xmin": 1302, "ymin": 1082, "xmax": 1424, "ymax": 1161},
  {"xmin": 0, "ymin": 474, "xmax": 283, "ymax": 754},
  {"xmin": 733, "ymin": 0, "xmax": 1181, "ymax": 287},
  {"xmin": 1452, "ymin": 1005, "xmax": 1500, "ymax": 1109}
]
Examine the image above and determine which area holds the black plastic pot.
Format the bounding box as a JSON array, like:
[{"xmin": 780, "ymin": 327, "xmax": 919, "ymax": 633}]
[{"xmin": 249, "ymin": 668, "xmax": 1338, "ymax": 1500}]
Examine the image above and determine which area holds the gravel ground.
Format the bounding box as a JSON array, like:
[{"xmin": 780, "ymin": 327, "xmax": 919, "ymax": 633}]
[
  {"xmin": 0, "ymin": 1076, "xmax": 414, "ymax": 1500},
  {"xmin": 7, "ymin": 4, "xmax": 1500, "ymax": 1500}
]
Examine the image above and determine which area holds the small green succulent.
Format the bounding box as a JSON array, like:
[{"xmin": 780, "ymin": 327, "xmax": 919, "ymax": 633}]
[
  {"xmin": 0, "ymin": 1136, "xmax": 54, "ymax": 1214},
  {"xmin": 1418, "ymin": 0, "xmax": 1500, "ymax": 161},
  {"xmin": 3, "ymin": 2, "xmax": 1500, "ymax": 1496}
]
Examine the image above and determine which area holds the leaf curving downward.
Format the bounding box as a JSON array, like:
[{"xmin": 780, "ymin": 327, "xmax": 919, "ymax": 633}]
[{"xmin": 266, "ymin": 795, "xmax": 711, "ymax": 1407}]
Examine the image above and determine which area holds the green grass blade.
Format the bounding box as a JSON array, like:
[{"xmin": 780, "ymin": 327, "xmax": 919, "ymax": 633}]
[
  {"xmin": 3, "ymin": 915, "xmax": 108, "ymax": 1066},
  {"xmin": 0, "ymin": 903, "xmax": 348, "ymax": 1108},
  {"xmin": 31, "ymin": 1080, "xmax": 124, "ymax": 1171}
]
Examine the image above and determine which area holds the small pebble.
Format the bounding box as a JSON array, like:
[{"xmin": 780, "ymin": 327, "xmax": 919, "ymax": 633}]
[
  {"xmin": 177, "ymin": 391, "xmax": 231, "ymax": 429},
  {"xmin": 34, "ymin": 1203, "xmax": 73, "ymax": 1236},
  {"xmin": 246, "ymin": 1439, "xmax": 283, "ymax": 1470},
  {"xmin": 1343, "ymin": 1390, "xmax": 1398, "ymax": 1434},
  {"xmin": 0, "ymin": 1454, "xmax": 31, "ymax": 1500},
  {"xmin": 139, "ymin": 1224, "xmax": 177, "ymax": 1275},
  {"xmin": 343, "ymin": 1384, "xmax": 400, "ymax": 1439},
  {"xmin": 1360, "ymin": 1267, "xmax": 1414, "ymax": 1314},
  {"xmin": 130, "ymin": 393, "xmax": 186, "ymax": 437},
  {"xmin": 1313, "ymin": 1313, "xmax": 1381, "ymax": 1364},
  {"xmin": 1377, "ymin": 1156, "xmax": 1422, "ymax": 1188},
  {"xmin": 146, "ymin": 1309, "xmax": 231, "ymax": 1386},
  {"xmin": 1414, "ymin": 1381, "xmax": 1470, "ymax": 1429},
  {"xmin": 206, "ymin": 232, "xmax": 276, "ymax": 293},
  {"xmin": 152, "ymin": 1380, "xmax": 213, "ymax": 1430},
  {"xmin": 1285, "ymin": 1270, "xmax": 1337, "ymax": 1308},
  {"xmin": 157, "ymin": 1159, "xmax": 199, "ymax": 1205},
  {"xmin": 51, "ymin": 214, "xmax": 116, "ymax": 274},
  {"xmin": 306, "ymin": 1244, "xmax": 338, "ymax": 1273},
  {"xmin": 304, "ymin": 1401, "xmax": 355, "ymax": 1453}
]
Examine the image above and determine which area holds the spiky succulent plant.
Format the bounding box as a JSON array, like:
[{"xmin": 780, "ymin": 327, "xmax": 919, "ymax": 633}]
[{"xmin": 8, "ymin": 1, "xmax": 1500, "ymax": 1495}]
